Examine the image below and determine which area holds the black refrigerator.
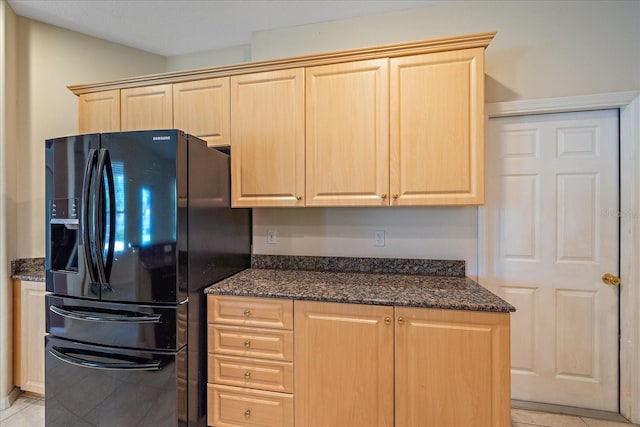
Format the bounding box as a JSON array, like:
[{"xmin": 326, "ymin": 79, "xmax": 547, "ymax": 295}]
[{"xmin": 44, "ymin": 130, "xmax": 251, "ymax": 427}]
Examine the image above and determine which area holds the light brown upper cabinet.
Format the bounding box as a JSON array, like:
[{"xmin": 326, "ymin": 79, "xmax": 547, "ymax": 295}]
[
  {"xmin": 306, "ymin": 59, "xmax": 389, "ymax": 207},
  {"xmin": 390, "ymin": 48, "xmax": 485, "ymax": 205},
  {"xmin": 230, "ymin": 69, "xmax": 305, "ymax": 208},
  {"xmin": 121, "ymin": 84, "xmax": 173, "ymax": 131},
  {"xmin": 78, "ymin": 90, "xmax": 121, "ymax": 133},
  {"xmin": 173, "ymin": 78, "xmax": 230, "ymax": 147},
  {"xmin": 70, "ymin": 32, "xmax": 495, "ymax": 207}
]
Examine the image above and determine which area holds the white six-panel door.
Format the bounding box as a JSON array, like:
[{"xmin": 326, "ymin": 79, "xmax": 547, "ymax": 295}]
[{"xmin": 483, "ymin": 110, "xmax": 620, "ymax": 411}]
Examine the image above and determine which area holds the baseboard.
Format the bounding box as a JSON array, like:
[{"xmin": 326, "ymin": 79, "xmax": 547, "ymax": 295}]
[{"xmin": 0, "ymin": 387, "xmax": 21, "ymax": 411}]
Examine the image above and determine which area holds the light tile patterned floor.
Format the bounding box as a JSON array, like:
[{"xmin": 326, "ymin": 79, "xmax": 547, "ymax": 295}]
[{"xmin": 1, "ymin": 393, "xmax": 639, "ymax": 426}]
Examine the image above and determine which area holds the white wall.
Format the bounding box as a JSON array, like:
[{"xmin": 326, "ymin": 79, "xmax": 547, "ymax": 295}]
[
  {"xmin": 253, "ymin": 0, "xmax": 640, "ymax": 103},
  {"xmin": 15, "ymin": 18, "xmax": 167, "ymax": 258},
  {"xmin": 166, "ymin": 44, "xmax": 251, "ymax": 72},
  {"xmin": 253, "ymin": 207, "xmax": 479, "ymax": 274},
  {"xmin": 250, "ymin": 0, "xmax": 640, "ymax": 275}
]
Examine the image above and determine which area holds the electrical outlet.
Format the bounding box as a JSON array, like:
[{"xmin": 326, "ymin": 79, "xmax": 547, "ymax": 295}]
[
  {"xmin": 267, "ymin": 229, "xmax": 277, "ymax": 244},
  {"xmin": 374, "ymin": 230, "xmax": 385, "ymax": 247}
]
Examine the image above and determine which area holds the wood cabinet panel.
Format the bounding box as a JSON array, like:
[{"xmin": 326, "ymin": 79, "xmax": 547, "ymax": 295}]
[
  {"xmin": 208, "ymin": 384, "xmax": 294, "ymax": 427},
  {"xmin": 173, "ymin": 78, "xmax": 230, "ymax": 147},
  {"xmin": 209, "ymin": 355, "xmax": 293, "ymax": 393},
  {"xmin": 207, "ymin": 295, "xmax": 293, "ymax": 330},
  {"xmin": 395, "ymin": 307, "xmax": 510, "ymax": 427},
  {"xmin": 294, "ymin": 301, "xmax": 394, "ymax": 427},
  {"xmin": 230, "ymin": 69, "xmax": 305, "ymax": 207},
  {"xmin": 78, "ymin": 89, "xmax": 120, "ymax": 133},
  {"xmin": 13, "ymin": 280, "xmax": 46, "ymax": 395},
  {"xmin": 121, "ymin": 84, "xmax": 173, "ymax": 131},
  {"xmin": 207, "ymin": 295, "xmax": 295, "ymax": 426},
  {"xmin": 209, "ymin": 324, "xmax": 293, "ymax": 361},
  {"xmin": 390, "ymin": 48, "xmax": 485, "ymax": 205},
  {"xmin": 306, "ymin": 59, "xmax": 389, "ymax": 206}
]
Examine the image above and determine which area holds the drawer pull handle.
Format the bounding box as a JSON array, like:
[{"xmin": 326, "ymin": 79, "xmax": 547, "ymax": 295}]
[
  {"xmin": 244, "ymin": 409, "xmax": 251, "ymax": 418},
  {"xmin": 244, "ymin": 371, "xmax": 251, "ymax": 379},
  {"xmin": 243, "ymin": 309, "xmax": 251, "ymax": 317},
  {"xmin": 244, "ymin": 340, "xmax": 251, "ymax": 348}
]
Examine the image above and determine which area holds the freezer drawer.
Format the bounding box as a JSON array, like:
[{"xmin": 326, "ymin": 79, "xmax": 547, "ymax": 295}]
[
  {"xmin": 45, "ymin": 336, "xmax": 186, "ymax": 426},
  {"xmin": 46, "ymin": 295, "xmax": 186, "ymax": 350}
]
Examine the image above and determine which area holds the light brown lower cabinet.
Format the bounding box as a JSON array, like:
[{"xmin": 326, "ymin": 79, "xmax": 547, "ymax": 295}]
[
  {"xmin": 207, "ymin": 295, "xmax": 294, "ymax": 427},
  {"xmin": 294, "ymin": 301, "xmax": 394, "ymax": 427},
  {"xmin": 12, "ymin": 280, "xmax": 46, "ymax": 395},
  {"xmin": 207, "ymin": 295, "xmax": 510, "ymax": 427},
  {"xmin": 394, "ymin": 307, "xmax": 511, "ymax": 427}
]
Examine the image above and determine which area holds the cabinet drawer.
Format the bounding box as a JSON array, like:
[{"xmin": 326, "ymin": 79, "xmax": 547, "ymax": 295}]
[
  {"xmin": 209, "ymin": 325, "xmax": 293, "ymax": 361},
  {"xmin": 208, "ymin": 295, "xmax": 293, "ymax": 330},
  {"xmin": 210, "ymin": 355, "xmax": 293, "ymax": 393},
  {"xmin": 208, "ymin": 384, "xmax": 293, "ymax": 427}
]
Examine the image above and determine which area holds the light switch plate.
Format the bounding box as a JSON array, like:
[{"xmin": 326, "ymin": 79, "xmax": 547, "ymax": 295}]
[
  {"xmin": 267, "ymin": 229, "xmax": 277, "ymax": 244},
  {"xmin": 374, "ymin": 230, "xmax": 385, "ymax": 247}
]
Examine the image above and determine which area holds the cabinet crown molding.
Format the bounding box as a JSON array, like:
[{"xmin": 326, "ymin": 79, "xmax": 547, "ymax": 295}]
[{"xmin": 68, "ymin": 31, "xmax": 496, "ymax": 95}]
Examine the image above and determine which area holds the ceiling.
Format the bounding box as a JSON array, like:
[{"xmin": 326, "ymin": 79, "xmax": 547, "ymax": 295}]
[{"xmin": 7, "ymin": 0, "xmax": 441, "ymax": 57}]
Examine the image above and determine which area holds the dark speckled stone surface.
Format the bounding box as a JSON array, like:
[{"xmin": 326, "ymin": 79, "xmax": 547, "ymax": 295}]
[
  {"xmin": 205, "ymin": 268, "xmax": 515, "ymax": 313},
  {"xmin": 11, "ymin": 258, "xmax": 45, "ymax": 282},
  {"xmin": 251, "ymin": 255, "xmax": 465, "ymax": 277}
]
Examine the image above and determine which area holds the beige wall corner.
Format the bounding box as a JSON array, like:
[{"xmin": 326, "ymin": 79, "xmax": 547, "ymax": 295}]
[{"xmin": 1, "ymin": 0, "xmax": 19, "ymax": 408}]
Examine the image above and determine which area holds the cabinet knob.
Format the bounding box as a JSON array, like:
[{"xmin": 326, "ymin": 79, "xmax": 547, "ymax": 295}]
[
  {"xmin": 392, "ymin": 194, "xmax": 399, "ymax": 200},
  {"xmin": 244, "ymin": 409, "xmax": 251, "ymax": 418},
  {"xmin": 384, "ymin": 317, "xmax": 391, "ymax": 325},
  {"xmin": 397, "ymin": 317, "xmax": 404, "ymax": 325},
  {"xmin": 380, "ymin": 194, "xmax": 388, "ymax": 200},
  {"xmin": 296, "ymin": 195, "xmax": 302, "ymax": 201},
  {"xmin": 244, "ymin": 340, "xmax": 251, "ymax": 348},
  {"xmin": 243, "ymin": 308, "xmax": 251, "ymax": 317},
  {"xmin": 244, "ymin": 371, "xmax": 251, "ymax": 379}
]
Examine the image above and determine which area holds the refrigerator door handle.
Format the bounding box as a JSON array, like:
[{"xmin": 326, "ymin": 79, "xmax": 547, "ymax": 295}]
[
  {"xmin": 49, "ymin": 346, "xmax": 161, "ymax": 371},
  {"xmin": 95, "ymin": 149, "xmax": 116, "ymax": 285},
  {"xmin": 81, "ymin": 148, "xmax": 99, "ymax": 286},
  {"xmin": 49, "ymin": 304, "xmax": 162, "ymax": 323}
]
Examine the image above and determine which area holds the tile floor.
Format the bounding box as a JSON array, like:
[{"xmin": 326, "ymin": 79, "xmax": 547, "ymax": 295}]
[{"xmin": 1, "ymin": 393, "xmax": 639, "ymax": 427}]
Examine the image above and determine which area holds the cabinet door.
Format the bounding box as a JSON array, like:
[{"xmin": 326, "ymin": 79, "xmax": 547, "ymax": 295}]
[
  {"xmin": 20, "ymin": 281, "xmax": 46, "ymax": 395},
  {"xmin": 294, "ymin": 301, "xmax": 394, "ymax": 427},
  {"xmin": 121, "ymin": 84, "xmax": 173, "ymax": 131},
  {"xmin": 306, "ymin": 59, "xmax": 389, "ymax": 206},
  {"xmin": 173, "ymin": 78, "xmax": 230, "ymax": 147},
  {"xmin": 390, "ymin": 48, "xmax": 485, "ymax": 205},
  {"xmin": 230, "ymin": 69, "xmax": 305, "ymax": 207},
  {"xmin": 78, "ymin": 89, "xmax": 121, "ymax": 133},
  {"xmin": 395, "ymin": 308, "xmax": 510, "ymax": 427}
]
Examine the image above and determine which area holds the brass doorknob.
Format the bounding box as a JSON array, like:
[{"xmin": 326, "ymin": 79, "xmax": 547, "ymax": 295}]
[{"xmin": 602, "ymin": 273, "xmax": 621, "ymax": 286}]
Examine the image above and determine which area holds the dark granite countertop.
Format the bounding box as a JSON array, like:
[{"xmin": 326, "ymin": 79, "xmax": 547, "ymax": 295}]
[
  {"xmin": 11, "ymin": 258, "xmax": 45, "ymax": 282},
  {"xmin": 206, "ymin": 256, "xmax": 515, "ymax": 313}
]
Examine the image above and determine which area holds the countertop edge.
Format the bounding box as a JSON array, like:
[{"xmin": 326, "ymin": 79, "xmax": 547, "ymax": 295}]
[
  {"xmin": 205, "ymin": 268, "xmax": 516, "ymax": 313},
  {"xmin": 11, "ymin": 258, "xmax": 45, "ymax": 282}
]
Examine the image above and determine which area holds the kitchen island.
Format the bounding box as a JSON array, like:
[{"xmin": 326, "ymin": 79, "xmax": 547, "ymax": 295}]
[{"xmin": 204, "ymin": 255, "xmax": 514, "ymax": 427}]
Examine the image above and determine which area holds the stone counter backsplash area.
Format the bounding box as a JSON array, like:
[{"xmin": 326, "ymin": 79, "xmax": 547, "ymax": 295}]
[
  {"xmin": 11, "ymin": 257, "xmax": 45, "ymax": 282},
  {"xmin": 251, "ymin": 254, "xmax": 465, "ymax": 277}
]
